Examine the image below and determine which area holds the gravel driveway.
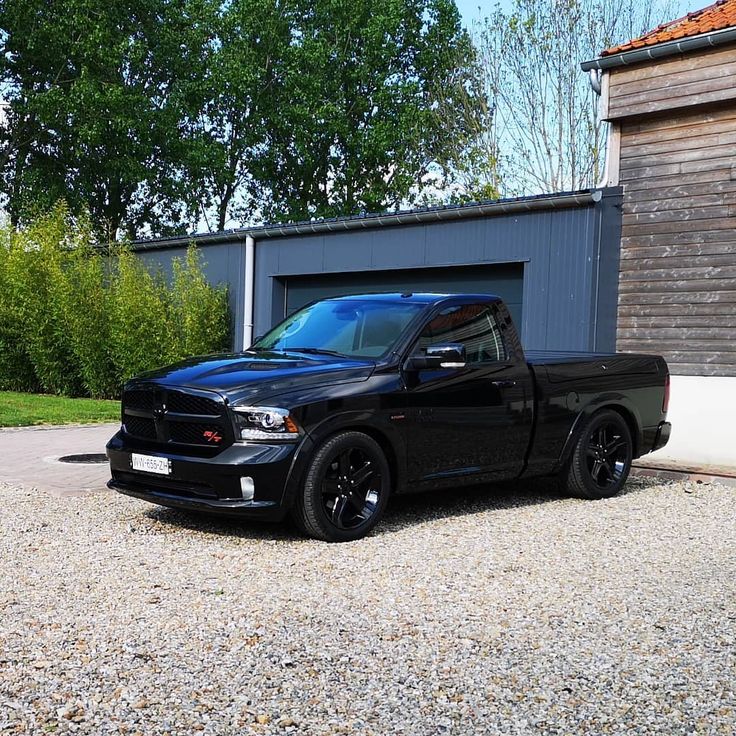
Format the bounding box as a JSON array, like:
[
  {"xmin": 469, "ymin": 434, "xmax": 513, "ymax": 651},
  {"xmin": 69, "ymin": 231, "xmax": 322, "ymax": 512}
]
[{"xmin": 1, "ymin": 476, "xmax": 734, "ymax": 735}]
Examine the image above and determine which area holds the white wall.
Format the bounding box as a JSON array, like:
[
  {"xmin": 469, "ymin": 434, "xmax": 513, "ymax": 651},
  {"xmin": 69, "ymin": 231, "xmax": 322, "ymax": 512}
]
[{"xmin": 650, "ymin": 375, "xmax": 736, "ymax": 468}]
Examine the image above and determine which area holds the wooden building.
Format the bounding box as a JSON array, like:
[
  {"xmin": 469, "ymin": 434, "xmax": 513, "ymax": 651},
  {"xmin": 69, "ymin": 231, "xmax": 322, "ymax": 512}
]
[{"xmin": 582, "ymin": 0, "xmax": 736, "ymax": 467}]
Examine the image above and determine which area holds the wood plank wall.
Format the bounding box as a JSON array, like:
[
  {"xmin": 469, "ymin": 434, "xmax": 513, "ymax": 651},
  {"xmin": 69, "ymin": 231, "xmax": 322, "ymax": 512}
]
[
  {"xmin": 616, "ymin": 105, "xmax": 736, "ymax": 376},
  {"xmin": 607, "ymin": 45, "xmax": 736, "ymax": 120}
]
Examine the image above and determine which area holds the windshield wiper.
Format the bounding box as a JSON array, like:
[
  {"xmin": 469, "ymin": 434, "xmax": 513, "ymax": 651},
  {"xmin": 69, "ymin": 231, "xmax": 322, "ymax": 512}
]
[{"xmin": 282, "ymin": 347, "xmax": 348, "ymax": 358}]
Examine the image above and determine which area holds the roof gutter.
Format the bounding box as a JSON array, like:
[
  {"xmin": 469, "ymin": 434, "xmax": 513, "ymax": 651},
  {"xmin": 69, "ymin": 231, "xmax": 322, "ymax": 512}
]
[
  {"xmin": 581, "ymin": 25, "xmax": 736, "ymax": 72},
  {"xmin": 132, "ymin": 190, "xmax": 600, "ymax": 251}
]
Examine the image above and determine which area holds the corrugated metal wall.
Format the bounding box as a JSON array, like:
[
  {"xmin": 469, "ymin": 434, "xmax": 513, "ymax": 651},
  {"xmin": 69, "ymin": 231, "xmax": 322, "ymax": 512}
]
[
  {"xmin": 132, "ymin": 187, "xmax": 622, "ymax": 355},
  {"xmin": 253, "ymin": 189, "xmax": 622, "ymax": 353}
]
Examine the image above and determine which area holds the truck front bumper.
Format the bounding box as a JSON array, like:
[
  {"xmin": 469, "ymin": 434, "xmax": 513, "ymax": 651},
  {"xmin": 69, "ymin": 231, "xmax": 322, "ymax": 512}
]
[{"xmin": 106, "ymin": 430, "xmax": 301, "ymax": 521}]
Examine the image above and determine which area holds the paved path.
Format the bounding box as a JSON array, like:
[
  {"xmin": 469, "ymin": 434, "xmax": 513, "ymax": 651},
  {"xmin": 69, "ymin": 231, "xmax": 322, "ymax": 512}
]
[{"xmin": 0, "ymin": 423, "xmax": 118, "ymax": 497}]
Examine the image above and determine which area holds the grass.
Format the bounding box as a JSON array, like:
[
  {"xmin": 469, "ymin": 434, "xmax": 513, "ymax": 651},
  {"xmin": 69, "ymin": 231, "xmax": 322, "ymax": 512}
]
[{"xmin": 0, "ymin": 391, "xmax": 121, "ymax": 427}]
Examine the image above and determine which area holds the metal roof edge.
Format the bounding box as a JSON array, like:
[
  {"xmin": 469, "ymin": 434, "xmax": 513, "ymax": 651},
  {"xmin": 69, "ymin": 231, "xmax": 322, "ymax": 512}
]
[
  {"xmin": 581, "ymin": 26, "xmax": 736, "ymax": 71},
  {"xmin": 131, "ymin": 189, "xmax": 600, "ymax": 251}
]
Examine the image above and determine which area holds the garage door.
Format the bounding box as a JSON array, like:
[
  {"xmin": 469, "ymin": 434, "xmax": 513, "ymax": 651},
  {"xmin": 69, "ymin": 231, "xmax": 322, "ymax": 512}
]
[{"xmin": 283, "ymin": 264, "xmax": 524, "ymax": 329}]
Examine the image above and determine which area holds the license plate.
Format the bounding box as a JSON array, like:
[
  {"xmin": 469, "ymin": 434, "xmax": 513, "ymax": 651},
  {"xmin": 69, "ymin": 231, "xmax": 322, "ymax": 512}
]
[{"xmin": 131, "ymin": 453, "xmax": 171, "ymax": 476}]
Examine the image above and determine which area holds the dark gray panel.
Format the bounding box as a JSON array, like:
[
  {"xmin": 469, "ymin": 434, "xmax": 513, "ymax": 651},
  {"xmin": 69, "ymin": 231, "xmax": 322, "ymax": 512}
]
[
  {"xmin": 547, "ymin": 207, "xmax": 595, "ymax": 351},
  {"xmin": 501, "ymin": 212, "xmax": 550, "ymax": 350},
  {"xmin": 136, "ymin": 188, "xmax": 623, "ymax": 356},
  {"xmin": 277, "ymin": 236, "xmax": 325, "ymax": 273},
  {"xmin": 370, "ymin": 226, "xmax": 426, "ymax": 269},
  {"xmin": 425, "ymin": 218, "xmax": 487, "ymax": 264},
  {"xmin": 283, "ymin": 264, "xmax": 524, "ymax": 329},
  {"xmin": 594, "ymin": 190, "xmax": 623, "ymax": 352},
  {"xmin": 322, "ymin": 230, "xmax": 374, "ymax": 271}
]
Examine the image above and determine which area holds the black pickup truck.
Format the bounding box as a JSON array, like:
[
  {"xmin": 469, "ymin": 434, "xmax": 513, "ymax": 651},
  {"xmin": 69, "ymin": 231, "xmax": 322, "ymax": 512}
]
[{"xmin": 107, "ymin": 293, "xmax": 671, "ymax": 541}]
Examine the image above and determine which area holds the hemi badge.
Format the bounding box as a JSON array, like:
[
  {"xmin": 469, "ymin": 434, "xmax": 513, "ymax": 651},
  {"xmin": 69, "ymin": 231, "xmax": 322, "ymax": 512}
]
[{"xmin": 390, "ymin": 414, "xmax": 406, "ymax": 421}]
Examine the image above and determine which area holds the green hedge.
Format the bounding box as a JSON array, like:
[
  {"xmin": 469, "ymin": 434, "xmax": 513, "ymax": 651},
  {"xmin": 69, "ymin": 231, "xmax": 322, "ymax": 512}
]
[{"xmin": 0, "ymin": 206, "xmax": 230, "ymax": 398}]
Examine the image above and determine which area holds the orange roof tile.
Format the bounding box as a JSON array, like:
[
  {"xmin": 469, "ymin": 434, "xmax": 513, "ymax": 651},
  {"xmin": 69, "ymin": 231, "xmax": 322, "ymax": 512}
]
[{"xmin": 602, "ymin": 0, "xmax": 736, "ymax": 56}]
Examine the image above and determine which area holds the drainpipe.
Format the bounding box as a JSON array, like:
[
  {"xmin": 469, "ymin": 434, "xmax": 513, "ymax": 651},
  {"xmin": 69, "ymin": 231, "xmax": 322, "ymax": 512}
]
[
  {"xmin": 588, "ymin": 69, "xmax": 602, "ymax": 94},
  {"xmin": 587, "ymin": 68, "xmax": 619, "ymax": 188},
  {"xmin": 243, "ymin": 235, "xmax": 255, "ymax": 349}
]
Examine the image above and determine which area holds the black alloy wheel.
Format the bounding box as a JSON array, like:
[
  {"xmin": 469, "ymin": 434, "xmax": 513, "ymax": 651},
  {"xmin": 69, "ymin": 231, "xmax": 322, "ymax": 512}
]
[
  {"xmin": 564, "ymin": 409, "xmax": 633, "ymax": 499},
  {"xmin": 586, "ymin": 422, "xmax": 629, "ymax": 489},
  {"xmin": 292, "ymin": 431, "xmax": 391, "ymax": 542},
  {"xmin": 322, "ymin": 447, "xmax": 381, "ymax": 530}
]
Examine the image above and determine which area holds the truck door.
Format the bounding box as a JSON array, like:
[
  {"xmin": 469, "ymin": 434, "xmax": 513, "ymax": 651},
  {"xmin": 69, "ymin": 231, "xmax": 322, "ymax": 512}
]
[{"xmin": 402, "ymin": 302, "xmax": 533, "ymax": 484}]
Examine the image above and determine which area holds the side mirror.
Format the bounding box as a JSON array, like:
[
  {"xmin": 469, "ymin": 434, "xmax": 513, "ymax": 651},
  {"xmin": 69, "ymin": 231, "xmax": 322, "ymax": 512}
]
[{"xmin": 405, "ymin": 343, "xmax": 466, "ymax": 371}]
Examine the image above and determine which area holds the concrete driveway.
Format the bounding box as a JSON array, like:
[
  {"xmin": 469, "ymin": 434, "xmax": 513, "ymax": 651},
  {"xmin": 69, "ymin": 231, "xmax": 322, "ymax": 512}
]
[{"xmin": 0, "ymin": 423, "xmax": 118, "ymax": 497}]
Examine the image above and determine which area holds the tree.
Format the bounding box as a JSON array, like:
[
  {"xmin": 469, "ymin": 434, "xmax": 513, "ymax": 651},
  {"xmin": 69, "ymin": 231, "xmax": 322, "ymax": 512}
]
[
  {"xmin": 181, "ymin": 0, "xmax": 293, "ymax": 231},
  {"xmin": 0, "ymin": 0, "xmax": 215, "ymax": 239},
  {"xmin": 0, "ymin": 0, "xmax": 487, "ymax": 232},
  {"xmin": 252, "ymin": 0, "xmax": 486, "ymax": 222},
  {"xmin": 471, "ymin": 0, "xmax": 678, "ymax": 195}
]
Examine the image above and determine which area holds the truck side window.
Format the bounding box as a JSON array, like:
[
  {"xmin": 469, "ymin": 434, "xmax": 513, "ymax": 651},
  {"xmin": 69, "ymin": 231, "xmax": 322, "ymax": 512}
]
[{"xmin": 413, "ymin": 304, "xmax": 507, "ymax": 364}]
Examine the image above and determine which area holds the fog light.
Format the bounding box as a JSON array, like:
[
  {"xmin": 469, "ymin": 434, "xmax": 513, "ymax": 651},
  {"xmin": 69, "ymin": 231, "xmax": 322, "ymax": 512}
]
[{"xmin": 240, "ymin": 476, "xmax": 255, "ymax": 501}]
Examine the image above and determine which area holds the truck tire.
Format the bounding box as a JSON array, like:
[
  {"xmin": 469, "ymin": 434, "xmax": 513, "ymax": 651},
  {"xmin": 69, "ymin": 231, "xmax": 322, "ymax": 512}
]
[
  {"xmin": 563, "ymin": 409, "xmax": 633, "ymax": 500},
  {"xmin": 291, "ymin": 431, "xmax": 391, "ymax": 542}
]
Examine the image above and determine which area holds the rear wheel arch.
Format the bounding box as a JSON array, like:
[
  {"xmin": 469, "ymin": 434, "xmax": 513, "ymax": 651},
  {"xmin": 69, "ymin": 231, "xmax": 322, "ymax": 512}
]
[
  {"xmin": 562, "ymin": 408, "xmax": 634, "ymax": 500},
  {"xmin": 561, "ymin": 400, "xmax": 641, "ymax": 467},
  {"xmin": 601, "ymin": 404, "xmax": 640, "ymax": 459}
]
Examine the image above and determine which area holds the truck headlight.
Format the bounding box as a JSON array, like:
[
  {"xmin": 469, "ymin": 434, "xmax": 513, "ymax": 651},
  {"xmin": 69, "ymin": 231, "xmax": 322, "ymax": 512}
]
[{"xmin": 232, "ymin": 406, "xmax": 301, "ymax": 442}]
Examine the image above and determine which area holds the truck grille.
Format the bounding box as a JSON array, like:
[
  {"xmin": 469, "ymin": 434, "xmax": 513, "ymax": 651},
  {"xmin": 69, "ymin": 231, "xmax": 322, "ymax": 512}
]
[
  {"xmin": 122, "ymin": 386, "xmax": 232, "ymax": 450},
  {"xmin": 123, "ymin": 389, "xmax": 155, "ymax": 412},
  {"xmin": 166, "ymin": 392, "xmax": 221, "ymax": 416},
  {"xmin": 125, "ymin": 415, "xmax": 157, "ymax": 440}
]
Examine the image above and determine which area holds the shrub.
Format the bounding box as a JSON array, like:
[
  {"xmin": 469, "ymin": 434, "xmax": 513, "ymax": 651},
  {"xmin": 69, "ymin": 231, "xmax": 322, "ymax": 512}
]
[
  {"xmin": 0, "ymin": 224, "xmax": 39, "ymax": 392},
  {"xmin": 171, "ymin": 247, "xmax": 230, "ymax": 359},
  {"xmin": 0, "ymin": 209, "xmax": 231, "ymax": 399},
  {"xmin": 108, "ymin": 247, "xmax": 178, "ymax": 383},
  {"xmin": 58, "ymin": 228, "xmax": 119, "ymax": 398},
  {"xmin": 8, "ymin": 207, "xmax": 83, "ymax": 396}
]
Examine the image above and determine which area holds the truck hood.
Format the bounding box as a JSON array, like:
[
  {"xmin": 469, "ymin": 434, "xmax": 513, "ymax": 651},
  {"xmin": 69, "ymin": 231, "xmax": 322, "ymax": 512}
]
[{"xmin": 128, "ymin": 350, "xmax": 376, "ymax": 405}]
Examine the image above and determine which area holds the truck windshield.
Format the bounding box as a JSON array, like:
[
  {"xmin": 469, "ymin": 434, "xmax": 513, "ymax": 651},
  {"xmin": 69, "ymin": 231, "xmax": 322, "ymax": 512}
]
[{"xmin": 252, "ymin": 299, "xmax": 425, "ymax": 358}]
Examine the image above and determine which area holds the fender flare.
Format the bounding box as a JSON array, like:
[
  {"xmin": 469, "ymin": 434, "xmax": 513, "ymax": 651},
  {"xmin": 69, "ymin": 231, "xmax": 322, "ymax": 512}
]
[
  {"xmin": 558, "ymin": 394, "xmax": 644, "ymax": 469},
  {"xmin": 279, "ymin": 412, "xmax": 407, "ymax": 510}
]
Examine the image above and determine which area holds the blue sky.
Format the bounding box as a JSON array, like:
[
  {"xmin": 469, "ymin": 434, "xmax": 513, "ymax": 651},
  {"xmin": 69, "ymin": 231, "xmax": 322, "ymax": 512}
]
[{"xmin": 455, "ymin": 0, "xmax": 714, "ymax": 31}]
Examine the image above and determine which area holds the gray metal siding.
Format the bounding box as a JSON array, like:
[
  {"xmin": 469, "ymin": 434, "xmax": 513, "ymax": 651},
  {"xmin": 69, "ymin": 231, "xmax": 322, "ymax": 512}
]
[
  {"xmin": 253, "ymin": 189, "xmax": 622, "ymax": 354},
  {"xmin": 132, "ymin": 188, "xmax": 622, "ymax": 356}
]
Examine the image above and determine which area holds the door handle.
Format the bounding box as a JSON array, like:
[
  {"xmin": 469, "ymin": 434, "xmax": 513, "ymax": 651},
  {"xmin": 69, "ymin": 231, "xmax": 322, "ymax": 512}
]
[{"xmin": 491, "ymin": 380, "xmax": 516, "ymax": 388}]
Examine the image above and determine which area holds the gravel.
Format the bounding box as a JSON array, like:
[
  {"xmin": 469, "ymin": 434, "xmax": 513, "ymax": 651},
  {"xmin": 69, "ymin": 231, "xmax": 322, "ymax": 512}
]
[{"xmin": 1, "ymin": 476, "xmax": 734, "ymax": 735}]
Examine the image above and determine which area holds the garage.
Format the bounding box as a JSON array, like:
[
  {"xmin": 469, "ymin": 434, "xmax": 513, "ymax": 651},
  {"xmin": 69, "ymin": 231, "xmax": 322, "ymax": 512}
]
[
  {"xmin": 134, "ymin": 189, "xmax": 623, "ymax": 355},
  {"xmin": 281, "ymin": 263, "xmax": 524, "ymax": 327}
]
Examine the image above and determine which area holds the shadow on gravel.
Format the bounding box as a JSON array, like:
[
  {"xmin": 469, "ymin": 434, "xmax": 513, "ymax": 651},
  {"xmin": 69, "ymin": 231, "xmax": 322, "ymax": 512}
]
[
  {"xmin": 143, "ymin": 505, "xmax": 302, "ymax": 542},
  {"xmin": 379, "ymin": 475, "xmax": 664, "ymax": 536},
  {"xmin": 142, "ymin": 475, "xmax": 664, "ymax": 542}
]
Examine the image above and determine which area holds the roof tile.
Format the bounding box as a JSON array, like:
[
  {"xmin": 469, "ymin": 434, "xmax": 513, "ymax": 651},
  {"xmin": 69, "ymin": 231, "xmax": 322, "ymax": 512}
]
[{"xmin": 602, "ymin": 0, "xmax": 736, "ymax": 56}]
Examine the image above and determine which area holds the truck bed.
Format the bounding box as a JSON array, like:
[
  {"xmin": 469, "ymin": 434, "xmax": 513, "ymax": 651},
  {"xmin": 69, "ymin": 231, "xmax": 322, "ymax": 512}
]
[
  {"xmin": 522, "ymin": 351, "xmax": 669, "ymax": 478},
  {"xmin": 526, "ymin": 351, "xmax": 662, "ymax": 384}
]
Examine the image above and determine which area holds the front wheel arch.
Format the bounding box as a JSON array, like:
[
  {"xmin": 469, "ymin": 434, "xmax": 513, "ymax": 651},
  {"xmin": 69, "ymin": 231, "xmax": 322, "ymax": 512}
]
[
  {"xmin": 284, "ymin": 419, "xmax": 403, "ymax": 507},
  {"xmin": 290, "ymin": 430, "xmax": 392, "ymax": 542}
]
